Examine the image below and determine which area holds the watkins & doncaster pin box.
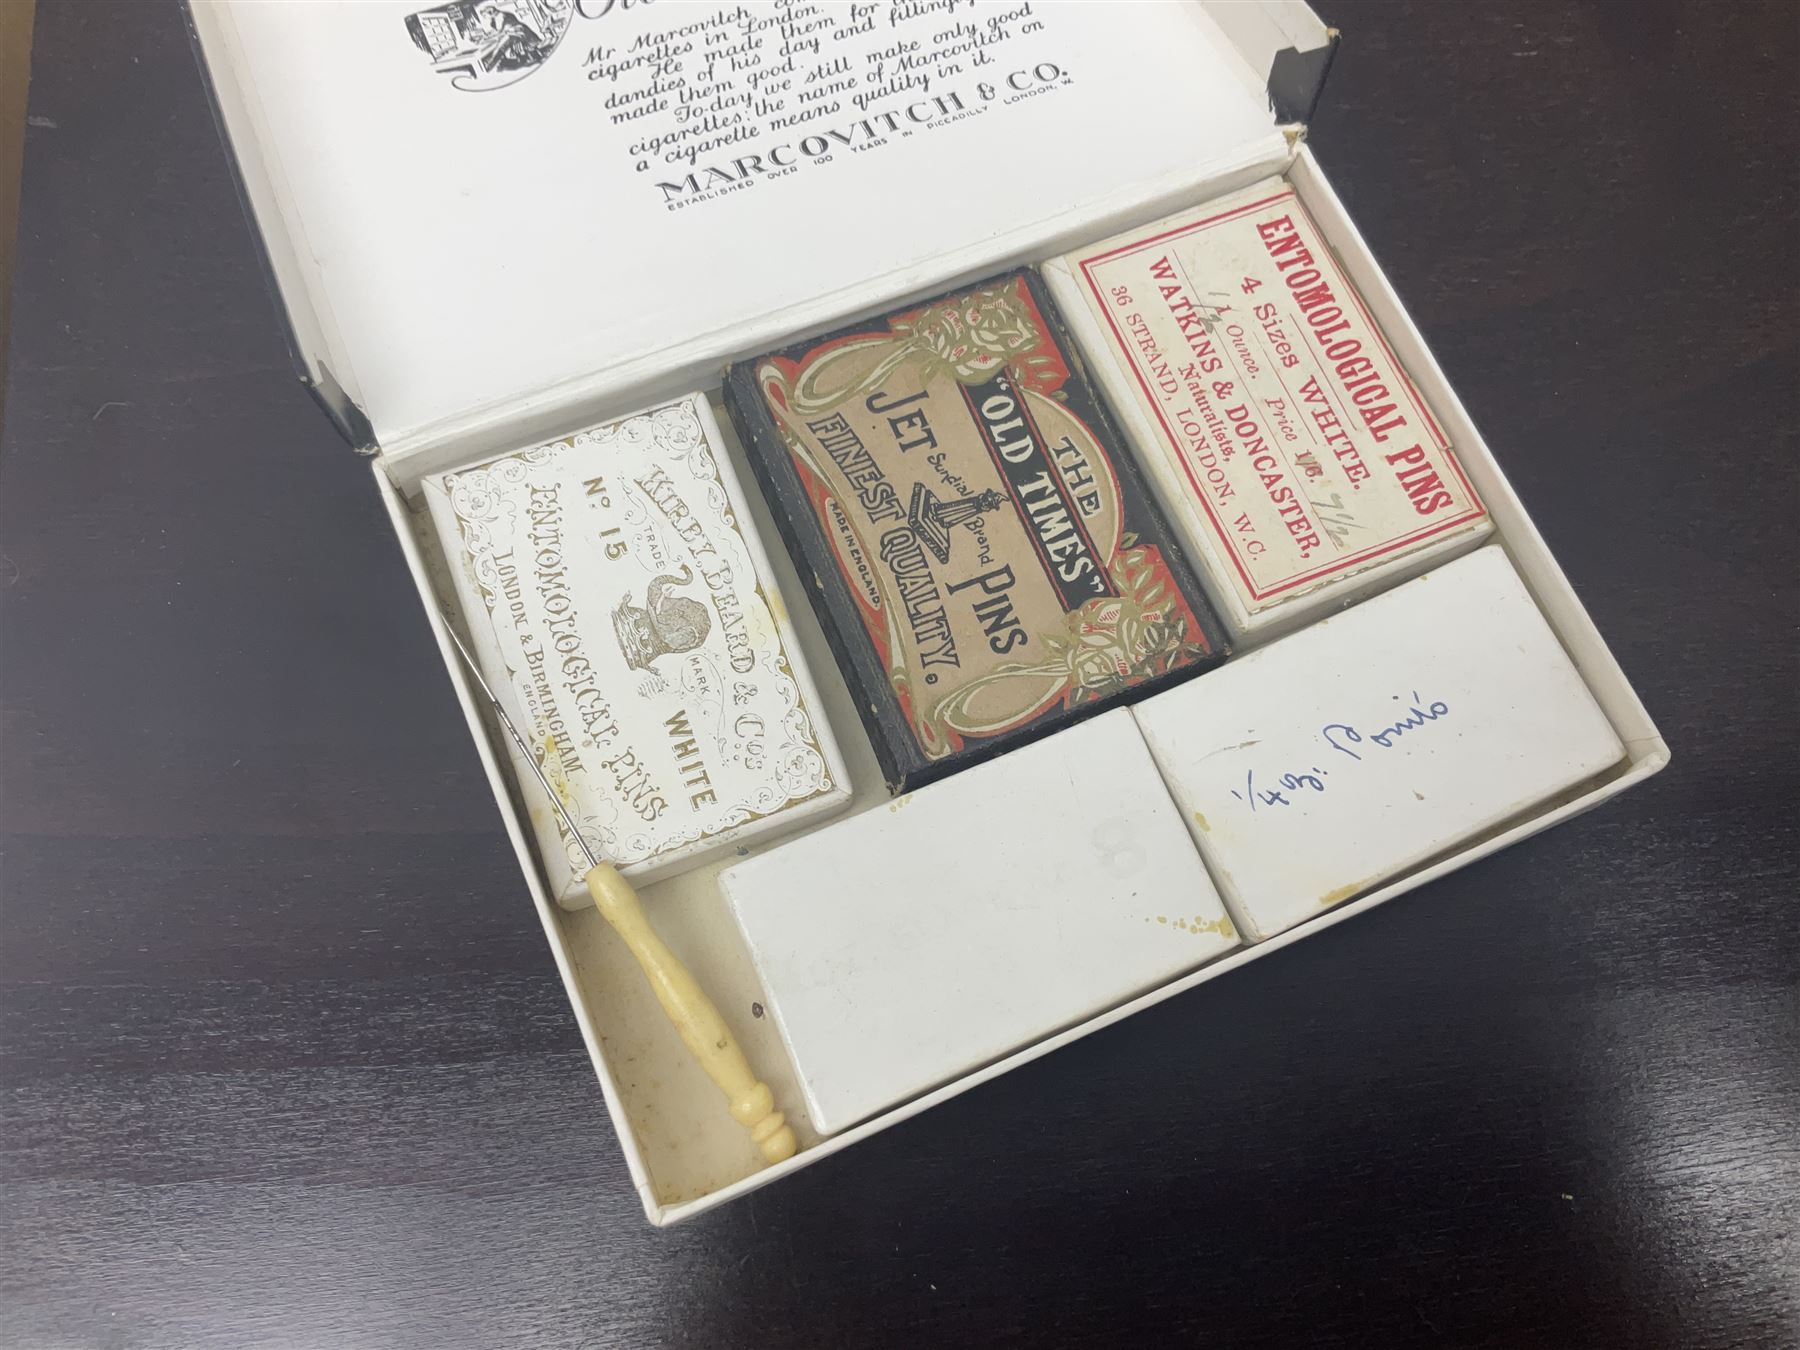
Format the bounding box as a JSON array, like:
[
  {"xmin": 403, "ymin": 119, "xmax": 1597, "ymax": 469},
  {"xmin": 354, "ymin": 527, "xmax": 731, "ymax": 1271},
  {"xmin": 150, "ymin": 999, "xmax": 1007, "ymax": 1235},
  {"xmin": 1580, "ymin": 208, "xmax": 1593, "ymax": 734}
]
[
  {"xmin": 188, "ymin": 0, "xmax": 1667, "ymax": 1225},
  {"xmin": 1044, "ymin": 177, "xmax": 1492, "ymax": 637}
]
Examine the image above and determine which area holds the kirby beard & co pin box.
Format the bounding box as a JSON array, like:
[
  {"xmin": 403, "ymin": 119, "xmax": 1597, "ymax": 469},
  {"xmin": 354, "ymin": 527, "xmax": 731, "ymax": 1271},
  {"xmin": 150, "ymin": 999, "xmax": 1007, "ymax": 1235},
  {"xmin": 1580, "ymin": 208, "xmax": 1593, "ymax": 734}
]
[
  {"xmin": 187, "ymin": 0, "xmax": 1667, "ymax": 1225},
  {"xmin": 421, "ymin": 395, "xmax": 851, "ymax": 909}
]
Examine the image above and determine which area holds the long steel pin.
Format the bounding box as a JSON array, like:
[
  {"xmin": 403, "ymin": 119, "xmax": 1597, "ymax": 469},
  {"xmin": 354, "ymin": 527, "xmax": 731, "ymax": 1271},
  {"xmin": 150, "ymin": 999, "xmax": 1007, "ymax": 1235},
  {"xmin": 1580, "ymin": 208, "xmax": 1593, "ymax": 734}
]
[
  {"xmin": 440, "ymin": 617, "xmax": 798, "ymax": 1165},
  {"xmin": 441, "ymin": 621, "xmax": 601, "ymax": 871}
]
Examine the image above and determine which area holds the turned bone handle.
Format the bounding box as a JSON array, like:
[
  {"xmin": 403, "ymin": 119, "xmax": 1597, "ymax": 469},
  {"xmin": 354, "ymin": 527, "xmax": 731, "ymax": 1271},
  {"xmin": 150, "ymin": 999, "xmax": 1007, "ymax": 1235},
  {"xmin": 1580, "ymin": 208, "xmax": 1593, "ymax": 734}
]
[{"xmin": 584, "ymin": 863, "xmax": 798, "ymax": 1165}]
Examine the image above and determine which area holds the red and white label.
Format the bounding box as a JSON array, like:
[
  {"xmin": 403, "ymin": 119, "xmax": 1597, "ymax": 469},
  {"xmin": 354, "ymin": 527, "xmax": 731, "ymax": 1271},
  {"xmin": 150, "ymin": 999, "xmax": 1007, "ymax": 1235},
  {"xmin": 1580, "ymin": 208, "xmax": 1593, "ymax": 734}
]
[{"xmin": 1071, "ymin": 180, "xmax": 1484, "ymax": 611}]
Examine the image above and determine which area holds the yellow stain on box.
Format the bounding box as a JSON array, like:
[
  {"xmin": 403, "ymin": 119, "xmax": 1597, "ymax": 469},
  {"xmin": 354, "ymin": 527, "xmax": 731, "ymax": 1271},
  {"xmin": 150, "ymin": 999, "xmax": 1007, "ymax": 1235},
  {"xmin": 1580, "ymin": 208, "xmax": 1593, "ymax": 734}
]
[
  {"xmin": 541, "ymin": 734, "xmax": 577, "ymax": 810},
  {"xmin": 1318, "ymin": 882, "xmax": 1363, "ymax": 908},
  {"xmin": 1192, "ymin": 810, "xmax": 1210, "ymax": 833},
  {"xmin": 1164, "ymin": 913, "xmax": 1235, "ymax": 939},
  {"xmin": 759, "ymin": 583, "xmax": 788, "ymax": 629}
]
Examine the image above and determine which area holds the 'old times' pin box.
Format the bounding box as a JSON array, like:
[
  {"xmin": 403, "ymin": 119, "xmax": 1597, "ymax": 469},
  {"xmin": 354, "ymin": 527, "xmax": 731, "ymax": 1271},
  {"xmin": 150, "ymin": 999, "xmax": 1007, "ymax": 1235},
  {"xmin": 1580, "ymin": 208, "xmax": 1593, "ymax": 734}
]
[
  {"xmin": 725, "ymin": 270, "xmax": 1226, "ymax": 792},
  {"xmin": 189, "ymin": 0, "xmax": 1669, "ymax": 1224}
]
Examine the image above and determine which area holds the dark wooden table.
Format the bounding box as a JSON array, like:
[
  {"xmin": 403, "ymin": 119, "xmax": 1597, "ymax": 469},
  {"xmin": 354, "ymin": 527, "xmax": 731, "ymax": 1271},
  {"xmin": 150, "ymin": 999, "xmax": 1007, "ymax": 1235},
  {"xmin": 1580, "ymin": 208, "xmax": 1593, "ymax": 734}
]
[{"xmin": 3, "ymin": 2, "xmax": 1795, "ymax": 1346}]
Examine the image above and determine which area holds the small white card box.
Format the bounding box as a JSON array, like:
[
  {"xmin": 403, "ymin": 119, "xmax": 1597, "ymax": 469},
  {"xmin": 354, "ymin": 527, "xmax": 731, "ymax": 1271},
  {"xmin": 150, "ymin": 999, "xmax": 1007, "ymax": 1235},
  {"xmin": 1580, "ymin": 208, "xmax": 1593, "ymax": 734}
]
[
  {"xmin": 1133, "ymin": 547, "xmax": 1626, "ymax": 941},
  {"xmin": 189, "ymin": 1, "xmax": 1668, "ymax": 1224},
  {"xmin": 723, "ymin": 709, "xmax": 1237, "ymax": 1134}
]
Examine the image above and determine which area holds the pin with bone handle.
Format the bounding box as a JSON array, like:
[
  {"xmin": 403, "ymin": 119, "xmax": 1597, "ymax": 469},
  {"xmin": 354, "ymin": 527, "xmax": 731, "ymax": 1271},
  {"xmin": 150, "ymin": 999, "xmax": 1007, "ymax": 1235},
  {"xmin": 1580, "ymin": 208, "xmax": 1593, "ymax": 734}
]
[{"xmin": 441, "ymin": 619, "xmax": 798, "ymax": 1165}]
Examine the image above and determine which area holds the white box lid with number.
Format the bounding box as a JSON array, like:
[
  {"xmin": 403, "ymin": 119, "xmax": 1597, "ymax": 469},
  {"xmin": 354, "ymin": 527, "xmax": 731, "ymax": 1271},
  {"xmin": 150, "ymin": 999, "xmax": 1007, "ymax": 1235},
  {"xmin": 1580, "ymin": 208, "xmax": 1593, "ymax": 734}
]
[{"xmin": 188, "ymin": 0, "xmax": 1332, "ymax": 478}]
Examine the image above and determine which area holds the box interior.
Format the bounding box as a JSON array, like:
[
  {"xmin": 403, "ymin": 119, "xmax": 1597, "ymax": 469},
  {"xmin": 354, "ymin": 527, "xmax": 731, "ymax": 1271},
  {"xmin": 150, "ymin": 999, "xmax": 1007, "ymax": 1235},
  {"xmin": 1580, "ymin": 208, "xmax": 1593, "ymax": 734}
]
[
  {"xmin": 193, "ymin": 0, "xmax": 1665, "ymax": 1225},
  {"xmin": 377, "ymin": 140, "xmax": 1667, "ymax": 1225}
]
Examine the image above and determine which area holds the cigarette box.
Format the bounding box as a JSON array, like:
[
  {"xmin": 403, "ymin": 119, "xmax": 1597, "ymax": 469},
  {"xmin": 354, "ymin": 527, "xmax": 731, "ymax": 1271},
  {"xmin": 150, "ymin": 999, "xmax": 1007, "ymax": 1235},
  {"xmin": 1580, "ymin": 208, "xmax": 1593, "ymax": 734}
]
[
  {"xmin": 189, "ymin": 0, "xmax": 1667, "ymax": 1224},
  {"xmin": 1133, "ymin": 547, "xmax": 1625, "ymax": 941},
  {"xmin": 422, "ymin": 396, "xmax": 850, "ymax": 908},
  {"xmin": 1044, "ymin": 177, "xmax": 1492, "ymax": 638}
]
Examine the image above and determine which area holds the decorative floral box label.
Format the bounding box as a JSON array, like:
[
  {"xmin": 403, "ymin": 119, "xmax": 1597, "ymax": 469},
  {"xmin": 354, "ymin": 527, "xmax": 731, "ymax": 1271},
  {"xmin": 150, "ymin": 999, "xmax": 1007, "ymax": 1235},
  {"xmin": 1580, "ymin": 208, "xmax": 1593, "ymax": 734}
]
[{"xmin": 726, "ymin": 270, "xmax": 1226, "ymax": 792}]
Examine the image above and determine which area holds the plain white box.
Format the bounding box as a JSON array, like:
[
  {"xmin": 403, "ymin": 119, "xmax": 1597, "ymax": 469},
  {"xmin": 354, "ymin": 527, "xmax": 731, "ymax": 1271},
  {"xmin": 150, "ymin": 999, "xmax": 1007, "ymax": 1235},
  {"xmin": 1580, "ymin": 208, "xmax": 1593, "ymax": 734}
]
[
  {"xmin": 191, "ymin": 2, "xmax": 1669, "ymax": 1224},
  {"xmin": 722, "ymin": 709, "xmax": 1238, "ymax": 1135},
  {"xmin": 1133, "ymin": 547, "xmax": 1626, "ymax": 941}
]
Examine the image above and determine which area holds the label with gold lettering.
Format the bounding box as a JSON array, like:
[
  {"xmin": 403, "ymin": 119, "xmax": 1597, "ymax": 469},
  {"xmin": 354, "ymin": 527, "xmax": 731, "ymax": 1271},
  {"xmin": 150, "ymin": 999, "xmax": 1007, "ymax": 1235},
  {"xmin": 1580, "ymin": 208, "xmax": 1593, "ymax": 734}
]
[
  {"xmin": 1051, "ymin": 178, "xmax": 1488, "ymax": 631},
  {"xmin": 424, "ymin": 395, "xmax": 849, "ymax": 907},
  {"xmin": 726, "ymin": 270, "xmax": 1226, "ymax": 792}
]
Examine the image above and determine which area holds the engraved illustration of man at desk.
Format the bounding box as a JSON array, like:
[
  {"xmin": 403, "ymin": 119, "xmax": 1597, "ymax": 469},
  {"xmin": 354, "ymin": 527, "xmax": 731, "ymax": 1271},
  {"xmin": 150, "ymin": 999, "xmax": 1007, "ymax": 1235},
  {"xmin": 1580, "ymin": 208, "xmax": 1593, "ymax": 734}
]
[{"xmin": 404, "ymin": 0, "xmax": 573, "ymax": 89}]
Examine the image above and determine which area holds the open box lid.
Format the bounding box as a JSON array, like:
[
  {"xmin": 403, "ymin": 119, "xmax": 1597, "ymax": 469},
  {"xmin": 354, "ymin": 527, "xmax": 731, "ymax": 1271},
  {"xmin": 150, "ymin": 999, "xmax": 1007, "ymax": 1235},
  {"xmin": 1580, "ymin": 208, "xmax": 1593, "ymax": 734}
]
[{"xmin": 187, "ymin": 0, "xmax": 1334, "ymax": 477}]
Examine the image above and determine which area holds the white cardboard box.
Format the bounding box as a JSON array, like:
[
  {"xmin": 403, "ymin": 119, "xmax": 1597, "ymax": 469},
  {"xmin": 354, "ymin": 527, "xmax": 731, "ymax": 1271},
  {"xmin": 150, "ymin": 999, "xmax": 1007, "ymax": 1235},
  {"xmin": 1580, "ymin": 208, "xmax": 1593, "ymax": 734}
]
[
  {"xmin": 1133, "ymin": 546, "xmax": 1627, "ymax": 941},
  {"xmin": 189, "ymin": 0, "xmax": 1668, "ymax": 1224},
  {"xmin": 723, "ymin": 708, "xmax": 1237, "ymax": 1134}
]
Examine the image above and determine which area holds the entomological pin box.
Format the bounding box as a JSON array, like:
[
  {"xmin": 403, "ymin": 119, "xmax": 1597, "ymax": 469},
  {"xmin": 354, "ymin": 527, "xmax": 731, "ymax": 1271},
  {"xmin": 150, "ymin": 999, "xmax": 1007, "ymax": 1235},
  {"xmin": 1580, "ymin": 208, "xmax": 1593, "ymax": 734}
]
[
  {"xmin": 190, "ymin": 0, "xmax": 1667, "ymax": 1225},
  {"xmin": 1043, "ymin": 178, "xmax": 1493, "ymax": 638},
  {"xmin": 422, "ymin": 396, "xmax": 850, "ymax": 908},
  {"xmin": 724, "ymin": 270, "xmax": 1227, "ymax": 793}
]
